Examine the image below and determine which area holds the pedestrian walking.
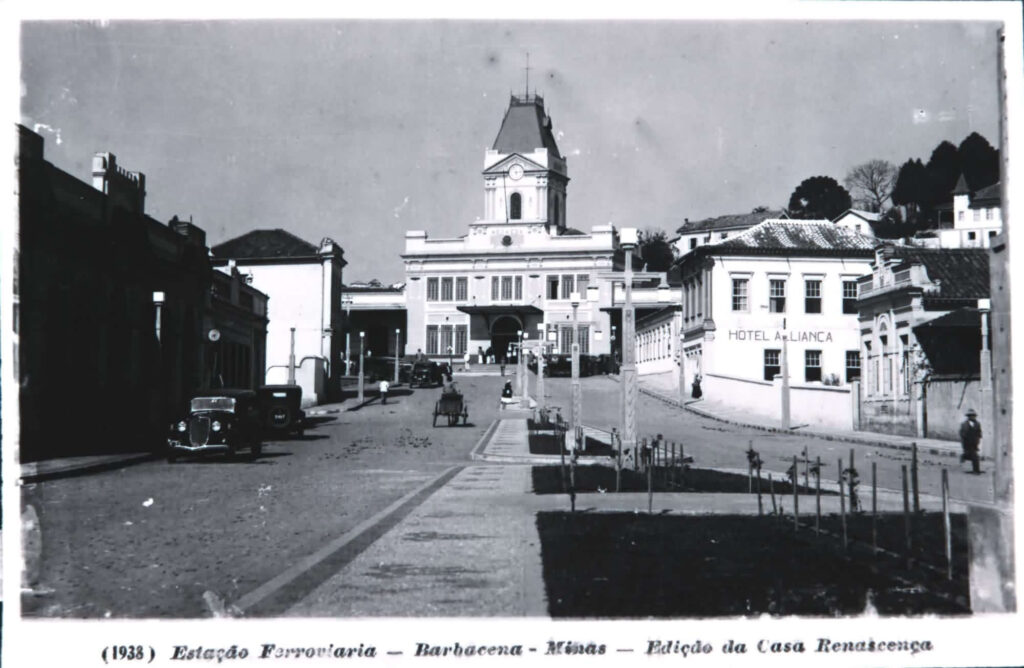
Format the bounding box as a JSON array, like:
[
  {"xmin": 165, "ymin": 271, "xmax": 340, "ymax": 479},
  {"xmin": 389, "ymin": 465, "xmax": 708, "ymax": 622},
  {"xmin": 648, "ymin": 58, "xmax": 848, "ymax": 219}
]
[
  {"xmin": 959, "ymin": 408, "xmax": 982, "ymax": 474},
  {"xmin": 415, "ymin": 348, "xmax": 426, "ymax": 362},
  {"xmin": 379, "ymin": 378, "xmax": 390, "ymax": 405},
  {"xmin": 500, "ymin": 379, "xmax": 514, "ymax": 409},
  {"xmin": 463, "ymin": 351, "xmax": 471, "ymax": 372}
]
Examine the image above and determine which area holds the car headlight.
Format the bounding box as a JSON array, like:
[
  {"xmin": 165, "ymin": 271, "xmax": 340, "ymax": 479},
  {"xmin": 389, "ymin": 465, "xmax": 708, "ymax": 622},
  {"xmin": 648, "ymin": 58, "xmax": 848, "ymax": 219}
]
[
  {"xmin": 212, "ymin": 420, "xmax": 222, "ymax": 432},
  {"xmin": 177, "ymin": 421, "xmax": 187, "ymax": 432}
]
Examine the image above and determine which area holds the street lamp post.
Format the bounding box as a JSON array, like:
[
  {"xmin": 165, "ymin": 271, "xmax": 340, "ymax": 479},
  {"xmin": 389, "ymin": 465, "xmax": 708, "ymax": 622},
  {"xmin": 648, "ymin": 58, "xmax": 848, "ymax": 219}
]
[
  {"xmin": 394, "ymin": 328, "xmax": 401, "ymax": 385},
  {"xmin": 288, "ymin": 326, "xmax": 297, "ymax": 385},
  {"xmin": 447, "ymin": 345, "xmax": 454, "ymax": 379},
  {"xmin": 358, "ymin": 331, "xmax": 365, "ymax": 403},
  {"xmin": 780, "ymin": 318, "xmax": 791, "ymax": 430},
  {"xmin": 570, "ymin": 291, "xmax": 582, "ymax": 451},
  {"xmin": 620, "ymin": 228, "xmax": 639, "ymax": 462}
]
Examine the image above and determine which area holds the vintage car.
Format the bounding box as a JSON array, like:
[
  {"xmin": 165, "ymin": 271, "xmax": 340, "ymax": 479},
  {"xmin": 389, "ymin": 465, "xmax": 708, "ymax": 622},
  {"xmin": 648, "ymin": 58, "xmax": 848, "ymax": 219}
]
[
  {"xmin": 258, "ymin": 384, "xmax": 305, "ymax": 437},
  {"xmin": 410, "ymin": 361, "xmax": 444, "ymax": 388},
  {"xmin": 167, "ymin": 389, "xmax": 263, "ymax": 462}
]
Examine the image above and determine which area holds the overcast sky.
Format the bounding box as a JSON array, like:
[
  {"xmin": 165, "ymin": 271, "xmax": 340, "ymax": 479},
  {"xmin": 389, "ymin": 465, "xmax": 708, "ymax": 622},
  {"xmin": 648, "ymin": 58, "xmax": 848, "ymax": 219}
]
[{"xmin": 20, "ymin": 18, "xmax": 1001, "ymax": 283}]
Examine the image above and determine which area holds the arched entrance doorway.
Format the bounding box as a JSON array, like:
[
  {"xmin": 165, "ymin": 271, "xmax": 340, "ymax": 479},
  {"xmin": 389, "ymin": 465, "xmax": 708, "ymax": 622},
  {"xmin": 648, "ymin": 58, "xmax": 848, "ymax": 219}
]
[{"xmin": 490, "ymin": 315, "xmax": 522, "ymax": 363}]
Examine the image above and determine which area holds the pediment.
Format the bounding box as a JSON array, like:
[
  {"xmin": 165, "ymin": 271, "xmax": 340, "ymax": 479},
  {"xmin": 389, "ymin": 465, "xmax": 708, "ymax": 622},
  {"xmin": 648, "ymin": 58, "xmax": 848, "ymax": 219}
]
[{"xmin": 482, "ymin": 153, "xmax": 547, "ymax": 176}]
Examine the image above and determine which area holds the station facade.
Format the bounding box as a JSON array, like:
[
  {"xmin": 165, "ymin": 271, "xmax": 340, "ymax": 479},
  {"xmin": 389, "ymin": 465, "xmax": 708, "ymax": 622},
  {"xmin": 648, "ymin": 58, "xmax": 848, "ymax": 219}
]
[{"xmin": 403, "ymin": 94, "xmax": 618, "ymax": 363}]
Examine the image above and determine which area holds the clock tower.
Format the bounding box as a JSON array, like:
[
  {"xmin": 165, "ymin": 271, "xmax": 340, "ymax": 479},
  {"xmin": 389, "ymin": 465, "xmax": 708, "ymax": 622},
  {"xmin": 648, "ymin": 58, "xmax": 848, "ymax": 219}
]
[{"xmin": 482, "ymin": 94, "xmax": 568, "ymax": 232}]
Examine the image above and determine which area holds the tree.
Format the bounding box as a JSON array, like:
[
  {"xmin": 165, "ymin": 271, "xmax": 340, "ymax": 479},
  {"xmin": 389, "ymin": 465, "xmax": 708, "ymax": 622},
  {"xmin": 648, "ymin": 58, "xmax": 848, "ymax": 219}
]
[
  {"xmin": 786, "ymin": 176, "xmax": 852, "ymax": 220},
  {"xmin": 958, "ymin": 132, "xmax": 999, "ymax": 190},
  {"xmin": 891, "ymin": 159, "xmax": 929, "ymax": 212},
  {"xmin": 637, "ymin": 229, "xmax": 675, "ymax": 272},
  {"xmin": 871, "ymin": 207, "xmax": 918, "ymax": 239},
  {"xmin": 924, "ymin": 140, "xmax": 960, "ymax": 206},
  {"xmin": 843, "ymin": 160, "xmax": 897, "ymax": 212}
]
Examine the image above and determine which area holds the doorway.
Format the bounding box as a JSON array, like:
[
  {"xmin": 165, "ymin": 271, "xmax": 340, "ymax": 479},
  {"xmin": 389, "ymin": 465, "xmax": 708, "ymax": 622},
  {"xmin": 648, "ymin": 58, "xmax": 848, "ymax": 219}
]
[{"xmin": 490, "ymin": 315, "xmax": 522, "ymax": 363}]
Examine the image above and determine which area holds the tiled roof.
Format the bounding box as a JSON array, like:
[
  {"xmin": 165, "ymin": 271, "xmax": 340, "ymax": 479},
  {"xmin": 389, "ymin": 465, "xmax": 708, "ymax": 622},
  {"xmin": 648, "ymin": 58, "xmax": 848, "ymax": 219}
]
[
  {"xmin": 914, "ymin": 307, "xmax": 980, "ymax": 330},
  {"xmin": 886, "ymin": 247, "xmax": 990, "ymax": 300},
  {"xmin": 492, "ymin": 95, "xmax": 561, "ymax": 158},
  {"xmin": 710, "ymin": 219, "xmax": 880, "ymax": 253},
  {"xmin": 675, "ymin": 210, "xmax": 786, "ymax": 234},
  {"xmin": 970, "ymin": 182, "xmax": 1000, "ymax": 207},
  {"xmin": 212, "ymin": 229, "xmax": 319, "ymax": 259}
]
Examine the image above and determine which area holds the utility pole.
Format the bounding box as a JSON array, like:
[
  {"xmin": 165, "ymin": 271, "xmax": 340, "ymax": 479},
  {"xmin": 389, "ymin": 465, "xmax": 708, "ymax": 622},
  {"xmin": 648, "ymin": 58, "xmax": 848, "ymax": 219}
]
[
  {"xmin": 571, "ymin": 292, "xmax": 582, "ymax": 449},
  {"xmin": 620, "ymin": 228, "xmax": 639, "ymax": 459}
]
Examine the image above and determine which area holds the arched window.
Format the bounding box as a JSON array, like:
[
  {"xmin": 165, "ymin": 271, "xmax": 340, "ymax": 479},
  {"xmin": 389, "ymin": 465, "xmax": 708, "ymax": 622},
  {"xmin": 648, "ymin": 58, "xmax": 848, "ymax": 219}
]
[{"xmin": 510, "ymin": 192, "xmax": 522, "ymax": 220}]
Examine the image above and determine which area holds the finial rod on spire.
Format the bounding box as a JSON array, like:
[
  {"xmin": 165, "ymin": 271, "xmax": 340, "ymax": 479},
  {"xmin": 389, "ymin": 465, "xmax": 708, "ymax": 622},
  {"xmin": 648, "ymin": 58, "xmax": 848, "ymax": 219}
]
[{"xmin": 524, "ymin": 52, "xmax": 531, "ymax": 98}]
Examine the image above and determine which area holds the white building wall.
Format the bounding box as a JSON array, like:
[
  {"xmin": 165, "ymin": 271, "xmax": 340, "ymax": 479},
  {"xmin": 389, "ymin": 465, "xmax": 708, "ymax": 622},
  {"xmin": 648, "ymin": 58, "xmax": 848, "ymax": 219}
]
[{"xmin": 235, "ymin": 262, "xmax": 328, "ymax": 401}]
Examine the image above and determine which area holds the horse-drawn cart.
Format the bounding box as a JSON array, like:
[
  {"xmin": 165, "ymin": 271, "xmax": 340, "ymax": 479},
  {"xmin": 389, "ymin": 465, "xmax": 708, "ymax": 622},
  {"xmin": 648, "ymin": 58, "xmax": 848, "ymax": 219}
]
[{"xmin": 433, "ymin": 389, "xmax": 469, "ymax": 427}]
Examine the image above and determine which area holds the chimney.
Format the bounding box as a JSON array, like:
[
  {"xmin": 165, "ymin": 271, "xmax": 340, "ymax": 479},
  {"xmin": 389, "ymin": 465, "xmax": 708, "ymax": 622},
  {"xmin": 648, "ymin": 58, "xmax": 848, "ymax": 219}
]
[{"xmin": 169, "ymin": 215, "xmax": 207, "ymax": 248}]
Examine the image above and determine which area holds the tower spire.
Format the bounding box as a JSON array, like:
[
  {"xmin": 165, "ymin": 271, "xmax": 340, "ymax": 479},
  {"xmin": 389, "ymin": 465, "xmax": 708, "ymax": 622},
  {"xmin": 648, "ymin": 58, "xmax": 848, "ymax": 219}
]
[{"xmin": 524, "ymin": 52, "xmax": 531, "ymax": 98}]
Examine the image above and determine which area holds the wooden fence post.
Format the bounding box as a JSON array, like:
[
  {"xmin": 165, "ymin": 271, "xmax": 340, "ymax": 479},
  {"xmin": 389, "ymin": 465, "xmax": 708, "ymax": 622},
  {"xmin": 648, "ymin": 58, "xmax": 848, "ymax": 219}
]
[
  {"xmin": 793, "ymin": 455, "xmax": 799, "ymax": 532},
  {"xmin": 902, "ymin": 464, "xmax": 911, "ymax": 568},
  {"xmin": 912, "ymin": 442, "xmax": 920, "ymax": 514},
  {"xmin": 815, "ymin": 456, "xmax": 821, "ymax": 536},
  {"xmin": 839, "ymin": 457, "xmax": 847, "ymax": 550},
  {"xmin": 942, "ymin": 468, "xmax": 952, "ymax": 581}
]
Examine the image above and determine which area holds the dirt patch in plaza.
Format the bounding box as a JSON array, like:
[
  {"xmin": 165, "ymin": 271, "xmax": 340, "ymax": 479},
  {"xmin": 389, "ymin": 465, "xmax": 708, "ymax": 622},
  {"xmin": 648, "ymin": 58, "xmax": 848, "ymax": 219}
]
[
  {"xmin": 531, "ymin": 464, "xmax": 838, "ymax": 496},
  {"xmin": 535, "ymin": 512, "xmax": 969, "ymax": 618},
  {"xmin": 528, "ymin": 433, "xmax": 616, "ymax": 457}
]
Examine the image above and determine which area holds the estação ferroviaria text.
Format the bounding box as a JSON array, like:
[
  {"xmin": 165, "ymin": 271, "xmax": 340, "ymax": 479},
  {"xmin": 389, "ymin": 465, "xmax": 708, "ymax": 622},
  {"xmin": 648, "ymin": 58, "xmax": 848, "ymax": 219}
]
[{"xmin": 167, "ymin": 637, "xmax": 934, "ymax": 661}]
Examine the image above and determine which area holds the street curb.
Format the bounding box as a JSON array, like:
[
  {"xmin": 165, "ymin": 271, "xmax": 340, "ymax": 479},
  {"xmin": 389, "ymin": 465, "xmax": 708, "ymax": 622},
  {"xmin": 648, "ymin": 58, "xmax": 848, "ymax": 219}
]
[
  {"xmin": 625, "ymin": 379, "xmax": 965, "ymax": 461},
  {"xmin": 20, "ymin": 452, "xmax": 162, "ymax": 484},
  {"xmin": 469, "ymin": 419, "xmax": 501, "ymax": 460}
]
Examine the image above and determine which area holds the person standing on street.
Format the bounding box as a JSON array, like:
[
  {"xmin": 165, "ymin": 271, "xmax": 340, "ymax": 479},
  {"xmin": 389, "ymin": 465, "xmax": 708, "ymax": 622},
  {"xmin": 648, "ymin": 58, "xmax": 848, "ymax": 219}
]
[
  {"xmin": 379, "ymin": 378, "xmax": 390, "ymax": 405},
  {"xmin": 959, "ymin": 408, "xmax": 982, "ymax": 474}
]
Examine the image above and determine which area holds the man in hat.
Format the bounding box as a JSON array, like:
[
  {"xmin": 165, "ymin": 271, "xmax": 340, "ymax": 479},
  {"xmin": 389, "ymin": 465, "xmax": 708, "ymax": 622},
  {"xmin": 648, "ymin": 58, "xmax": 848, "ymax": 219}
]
[{"xmin": 958, "ymin": 408, "xmax": 982, "ymax": 474}]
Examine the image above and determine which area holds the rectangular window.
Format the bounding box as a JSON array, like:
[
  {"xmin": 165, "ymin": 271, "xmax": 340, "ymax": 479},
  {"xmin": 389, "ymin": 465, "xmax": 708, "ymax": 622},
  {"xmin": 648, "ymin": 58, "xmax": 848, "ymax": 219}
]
[
  {"xmin": 547, "ymin": 275, "xmax": 559, "ymax": 300},
  {"xmin": 958, "ymin": 211, "xmax": 964, "ymax": 222},
  {"xmin": 689, "ymin": 238, "xmax": 697, "ymax": 250},
  {"xmin": 491, "ymin": 276, "xmax": 500, "ymax": 300},
  {"xmin": 986, "ymin": 208, "xmax": 993, "ymax": 220},
  {"xmin": 501, "ymin": 276, "xmax": 513, "ymax": 300},
  {"xmin": 578, "ymin": 325, "xmax": 590, "ymax": 354},
  {"xmin": 973, "ymin": 209, "xmax": 981, "ymax": 221},
  {"xmin": 989, "ymin": 230, "xmax": 998, "ymax": 239},
  {"xmin": 427, "ymin": 277, "xmax": 439, "ymax": 301},
  {"xmin": 426, "ymin": 325, "xmax": 439, "ymax": 355},
  {"xmin": 732, "ymin": 278, "xmax": 748, "ymax": 311},
  {"xmin": 576, "ymin": 274, "xmax": 589, "ymax": 298},
  {"xmin": 440, "ymin": 325, "xmax": 454, "ymax": 355},
  {"xmin": 514, "ymin": 275, "xmax": 523, "ymax": 301},
  {"xmin": 884, "ymin": 355, "xmax": 893, "ymax": 393},
  {"xmin": 455, "ymin": 277, "xmax": 468, "ymax": 301},
  {"xmin": 560, "ymin": 326, "xmax": 573, "ymax": 354},
  {"xmin": 845, "ymin": 350, "xmax": 861, "ymax": 384},
  {"xmin": 805, "ymin": 280, "xmax": 822, "ymax": 314},
  {"xmin": 764, "ymin": 349, "xmax": 781, "ymax": 381},
  {"xmin": 769, "ymin": 279, "xmax": 786, "ymax": 313},
  {"xmin": 968, "ymin": 231, "xmax": 977, "ymax": 241},
  {"xmin": 455, "ymin": 325, "xmax": 468, "ymax": 355},
  {"xmin": 440, "ymin": 277, "xmax": 453, "ymax": 301},
  {"xmin": 842, "ymin": 280, "xmax": 858, "ymax": 314},
  {"xmin": 805, "ymin": 349, "xmax": 822, "ymax": 382},
  {"xmin": 561, "ymin": 275, "xmax": 575, "ymax": 300}
]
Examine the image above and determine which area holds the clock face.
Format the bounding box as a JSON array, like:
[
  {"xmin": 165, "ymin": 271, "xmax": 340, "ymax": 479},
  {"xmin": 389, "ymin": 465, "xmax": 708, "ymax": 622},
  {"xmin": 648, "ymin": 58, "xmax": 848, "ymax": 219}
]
[{"xmin": 508, "ymin": 164, "xmax": 524, "ymax": 180}]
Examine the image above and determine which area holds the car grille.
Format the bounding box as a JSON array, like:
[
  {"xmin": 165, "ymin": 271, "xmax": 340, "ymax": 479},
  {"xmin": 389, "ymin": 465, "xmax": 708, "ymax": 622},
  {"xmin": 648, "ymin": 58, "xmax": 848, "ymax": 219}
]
[{"xmin": 189, "ymin": 416, "xmax": 211, "ymax": 447}]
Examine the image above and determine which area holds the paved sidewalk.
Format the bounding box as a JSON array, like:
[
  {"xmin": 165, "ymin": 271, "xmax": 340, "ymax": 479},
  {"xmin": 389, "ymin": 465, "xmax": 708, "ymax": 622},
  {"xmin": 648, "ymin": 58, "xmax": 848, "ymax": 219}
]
[{"xmin": 634, "ymin": 371, "xmax": 964, "ymax": 459}]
